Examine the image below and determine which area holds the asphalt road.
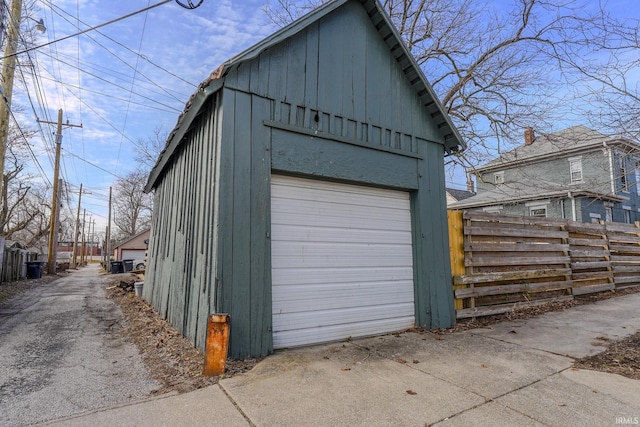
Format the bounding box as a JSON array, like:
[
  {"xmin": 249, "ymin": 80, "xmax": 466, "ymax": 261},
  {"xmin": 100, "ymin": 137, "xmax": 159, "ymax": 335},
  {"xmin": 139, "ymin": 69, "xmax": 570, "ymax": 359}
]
[{"xmin": 0, "ymin": 264, "xmax": 158, "ymax": 426}]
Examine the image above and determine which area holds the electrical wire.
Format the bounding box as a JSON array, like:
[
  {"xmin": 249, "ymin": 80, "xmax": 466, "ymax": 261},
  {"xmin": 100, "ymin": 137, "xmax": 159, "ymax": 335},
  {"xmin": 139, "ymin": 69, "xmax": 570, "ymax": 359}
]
[
  {"xmin": 115, "ymin": 0, "xmax": 152, "ymax": 171},
  {"xmin": 65, "ymin": 150, "xmax": 124, "ymax": 179},
  {"xmin": 3, "ymin": 0, "xmax": 174, "ymax": 59},
  {"xmin": 34, "ymin": 68, "xmax": 181, "ymax": 114},
  {"xmin": 41, "ymin": 2, "xmax": 191, "ymax": 105},
  {"xmin": 7, "ymin": 109, "xmax": 52, "ymax": 187}
]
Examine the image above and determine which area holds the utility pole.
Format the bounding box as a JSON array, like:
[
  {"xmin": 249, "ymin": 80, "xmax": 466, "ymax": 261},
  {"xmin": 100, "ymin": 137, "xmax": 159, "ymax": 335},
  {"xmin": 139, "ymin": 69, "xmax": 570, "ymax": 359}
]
[
  {"xmin": 106, "ymin": 187, "xmax": 112, "ymax": 266},
  {"xmin": 103, "ymin": 226, "xmax": 108, "ymax": 265},
  {"xmin": 80, "ymin": 208, "xmax": 86, "ymax": 266},
  {"xmin": 71, "ymin": 183, "xmax": 82, "ymax": 269},
  {"xmin": 42, "ymin": 110, "xmax": 81, "ymax": 274},
  {"xmin": 0, "ymin": 0, "xmax": 24, "ymax": 275},
  {"xmin": 91, "ymin": 219, "xmax": 96, "ymax": 261}
]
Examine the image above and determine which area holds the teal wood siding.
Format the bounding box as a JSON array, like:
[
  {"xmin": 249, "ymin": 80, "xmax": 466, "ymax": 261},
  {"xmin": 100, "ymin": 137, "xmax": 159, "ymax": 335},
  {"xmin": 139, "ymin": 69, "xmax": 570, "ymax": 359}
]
[
  {"xmin": 224, "ymin": 1, "xmax": 446, "ymax": 147},
  {"xmin": 144, "ymin": 98, "xmax": 220, "ymax": 352},
  {"xmin": 412, "ymin": 141, "xmax": 456, "ymax": 328},
  {"xmin": 215, "ymin": 88, "xmax": 273, "ymax": 357}
]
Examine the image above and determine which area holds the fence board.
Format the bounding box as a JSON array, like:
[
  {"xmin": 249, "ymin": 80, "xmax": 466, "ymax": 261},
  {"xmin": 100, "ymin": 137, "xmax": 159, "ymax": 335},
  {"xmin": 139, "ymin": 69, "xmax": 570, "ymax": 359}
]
[
  {"xmin": 464, "ymin": 226, "xmax": 568, "ymax": 240},
  {"xmin": 572, "ymin": 283, "xmax": 615, "ymax": 295},
  {"xmin": 465, "ymin": 242, "xmax": 569, "ymax": 252},
  {"xmin": 456, "ymin": 295, "xmax": 574, "ymax": 319},
  {"xmin": 453, "ymin": 268, "xmax": 571, "ymax": 285},
  {"xmin": 454, "ymin": 280, "xmax": 572, "ymax": 299}
]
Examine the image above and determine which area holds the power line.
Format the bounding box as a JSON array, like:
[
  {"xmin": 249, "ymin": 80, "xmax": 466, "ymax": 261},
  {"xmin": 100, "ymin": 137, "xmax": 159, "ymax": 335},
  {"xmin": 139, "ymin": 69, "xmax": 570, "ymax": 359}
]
[
  {"xmin": 3, "ymin": 0, "xmax": 174, "ymax": 59},
  {"xmin": 41, "ymin": 1, "xmax": 191, "ymax": 105},
  {"xmin": 65, "ymin": 150, "xmax": 124, "ymax": 179}
]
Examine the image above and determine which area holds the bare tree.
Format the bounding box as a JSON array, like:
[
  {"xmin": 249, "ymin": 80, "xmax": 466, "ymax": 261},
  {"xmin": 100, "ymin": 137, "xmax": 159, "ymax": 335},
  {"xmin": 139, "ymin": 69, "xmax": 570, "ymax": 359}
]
[
  {"xmin": 113, "ymin": 169, "xmax": 153, "ymax": 240},
  {"xmin": 264, "ymin": 0, "xmax": 640, "ymax": 172},
  {"xmin": 0, "ymin": 121, "xmax": 50, "ymax": 249},
  {"xmin": 133, "ymin": 125, "xmax": 167, "ymax": 172}
]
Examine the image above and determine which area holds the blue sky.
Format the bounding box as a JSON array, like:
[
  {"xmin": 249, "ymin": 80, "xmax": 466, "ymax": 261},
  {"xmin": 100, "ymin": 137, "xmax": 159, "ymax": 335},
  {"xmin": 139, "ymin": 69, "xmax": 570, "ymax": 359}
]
[
  {"xmin": 14, "ymin": 0, "xmax": 277, "ymax": 233},
  {"xmin": 10, "ymin": 0, "xmax": 639, "ymax": 234}
]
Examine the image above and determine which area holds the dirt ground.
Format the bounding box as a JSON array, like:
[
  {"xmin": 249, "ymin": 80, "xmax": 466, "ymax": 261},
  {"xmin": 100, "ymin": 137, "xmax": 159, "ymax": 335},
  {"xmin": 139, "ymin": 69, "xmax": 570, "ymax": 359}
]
[
  {"xmin": 104, "ymin": 275, "xmax": 258, "ymax": 395},
  {"xmin": 1, "ymin": 271, "xmax": 638, "ymax": 395}
]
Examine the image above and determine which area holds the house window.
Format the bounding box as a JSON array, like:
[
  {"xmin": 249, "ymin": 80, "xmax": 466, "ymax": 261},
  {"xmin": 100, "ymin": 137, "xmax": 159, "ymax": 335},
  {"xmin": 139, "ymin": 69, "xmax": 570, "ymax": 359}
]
[
  {"xmin": 530, "ymin": 207, "xmax": 547, "ymax": 217},
  {"xmin": 494, "ymin": 171, "xmax": 504, "ymax": 185},
  {"xmin": 482, "ymin": 206, "xmax": 502, "ymax": 214},
  {"xmin": 568, "ymin": 157, "xmax": 582, "ymax": 184},
  {"xmin": 635, "ymin": 160, "xmax": 640, "ymax": 195},
  {"xmin": 605, "ymin": 206, "xmax": 613, "ymax": 222},
  {"xmin": 526, "ymin": 201, "xmax": 549, "ymax": 218},
  {"xmin": 624, "ymin": 210, "xmax": 631, "ymax": 224},
  {"xmin": 619, "ymin": 156, "xmax": 629, "ymax": 192}
]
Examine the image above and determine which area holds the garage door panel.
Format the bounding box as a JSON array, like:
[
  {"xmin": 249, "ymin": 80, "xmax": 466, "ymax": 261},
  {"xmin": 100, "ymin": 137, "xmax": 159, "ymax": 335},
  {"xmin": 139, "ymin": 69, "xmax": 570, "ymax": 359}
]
[
  {"xmin": 273, "ymin": 316, "xmax": 416, "ymax": 349},
  {"xmin": 272, "ymin": 212, "xmax": 411, "ymax": 231},
  {"xmin": 273, "ymin": 281, "xmax": 415, "ymax": 312},
  {"xmin": 271, "ymin": 175, "xmax": 415, "ymax": 349},
  {"xmin": 121, "ymin": 249, "xmax": 145, "ymax": 260},
  {"xmin": 272, "ymin": 181, "xmax": 409, "ymax": 207},
  {"xmin": 272, "ymin": 243, "xmax": 413, "ymax": 268},
  {"xmin": 274, "ymin": 303, "xmax": 415, "ymax": 331},
  {"xmin": 271, "ymin": 224, "xmax": 412, "ymax": 245},
  {"xmin": 272, "ymin": 266, "xmax": 413, "ymax": 286}
]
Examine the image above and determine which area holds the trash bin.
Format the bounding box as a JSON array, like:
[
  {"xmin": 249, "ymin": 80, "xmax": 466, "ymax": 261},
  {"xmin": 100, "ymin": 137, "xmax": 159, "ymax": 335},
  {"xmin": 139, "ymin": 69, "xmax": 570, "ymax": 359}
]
[
  {"xmin": 110, "ymin": 261, "xmax": 124, "ymax": 274},
  {"xmin": 26, "ymin": 261, "xmax": 44, "ymax": 279},
  {"xmin": 122, "ymin": 259, "xmax": 134, "ymax": 272}
]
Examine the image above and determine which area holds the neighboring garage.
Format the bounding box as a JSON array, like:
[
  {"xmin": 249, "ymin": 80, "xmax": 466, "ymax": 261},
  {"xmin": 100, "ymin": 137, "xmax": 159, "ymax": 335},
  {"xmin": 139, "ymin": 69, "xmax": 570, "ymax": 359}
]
[
  {"xmin": 143, "ymin": 0, "xmax": 465, "ymax": 358},
  {"xmin": 271, "ymin": 175, "xmax": 415, "ymax": 348},
  {"xmin": 113, "ymin": 229, "xmax": 150, "ymax": 262}
]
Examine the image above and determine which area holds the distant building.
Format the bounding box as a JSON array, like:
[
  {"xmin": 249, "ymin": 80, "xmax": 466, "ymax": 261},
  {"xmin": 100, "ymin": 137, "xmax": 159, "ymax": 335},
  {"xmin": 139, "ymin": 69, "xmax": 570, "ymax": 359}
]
[
  {"xmin": 446, "ymin": 188, "xmax": 475, "ymax": 206},
  {"xmin": 449, "ymin": 125, "xmax": 640, "ymax": 223},
  {"xmin": 112, "ymin": 229, "xmax": 150, "ymax": 261}
]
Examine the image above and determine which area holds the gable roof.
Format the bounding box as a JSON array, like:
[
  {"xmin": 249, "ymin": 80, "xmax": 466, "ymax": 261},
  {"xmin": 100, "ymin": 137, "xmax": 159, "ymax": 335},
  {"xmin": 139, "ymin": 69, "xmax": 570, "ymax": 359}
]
[
  {"xmin": 446, "ymin": 188, "xmax": 475, "ymax": 202},
  {"xmin": 448, "ymin": 178, "xmax": 623, "ymax": 209},
  {"xmin": 477, "ymin": 125, "xmax": 635, "ymax": 173},
  {"xmin": 145, "ymin": 0, "xmax": 464, "ymax": 192},
  {"xmin": 113, "ymin": 229, "xmax": 150, "ymax": 250}
]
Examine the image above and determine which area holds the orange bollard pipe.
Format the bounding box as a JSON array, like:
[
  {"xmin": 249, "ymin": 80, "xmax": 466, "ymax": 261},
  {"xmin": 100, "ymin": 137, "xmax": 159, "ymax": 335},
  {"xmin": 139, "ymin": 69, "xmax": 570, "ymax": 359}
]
[{"xmin": 203, "ymin": 314, "xmax": 230, "ymax": 376}]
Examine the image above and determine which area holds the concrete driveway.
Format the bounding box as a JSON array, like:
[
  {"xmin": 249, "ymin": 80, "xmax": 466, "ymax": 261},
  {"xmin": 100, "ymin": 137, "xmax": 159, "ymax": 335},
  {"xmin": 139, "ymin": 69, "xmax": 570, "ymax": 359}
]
[{"xmin": 44, "ymin": 291, "xmax": 640, "ymax": 427}]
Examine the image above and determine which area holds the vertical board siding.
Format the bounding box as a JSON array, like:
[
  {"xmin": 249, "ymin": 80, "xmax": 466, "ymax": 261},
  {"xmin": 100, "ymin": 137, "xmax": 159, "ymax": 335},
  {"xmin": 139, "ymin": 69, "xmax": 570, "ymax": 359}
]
[
  {"xmin": 216, "ymin": 89, "xmax": 273, "ymax": 358},
  {"xmin": 226, "ymin": 1, "xmax": 440, "ymax": 144},
  {"xmin": 412, "ymin": 141, "xmax": 456, "ymax": 328},
  {"xmin": 145, "ymin": 98, "xmax": 220, "ymax": 352},
  {"xmin": 250, "ymin": 96, "xmax": 273, "ymax": 354},
  {"xmin": 231, "ymin": 91, "xmax": 253, "ymax": 357}
]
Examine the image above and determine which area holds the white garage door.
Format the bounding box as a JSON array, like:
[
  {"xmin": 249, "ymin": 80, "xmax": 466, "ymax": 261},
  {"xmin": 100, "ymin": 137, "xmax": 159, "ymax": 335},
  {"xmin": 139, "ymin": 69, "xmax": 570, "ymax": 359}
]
[
  {"xmin": 121, "ymin": 249, "xmax": 145, "ymax": 260},
  {"xmin": 271, "ymin": 175, "xmax": 415, "ymax": 349}
]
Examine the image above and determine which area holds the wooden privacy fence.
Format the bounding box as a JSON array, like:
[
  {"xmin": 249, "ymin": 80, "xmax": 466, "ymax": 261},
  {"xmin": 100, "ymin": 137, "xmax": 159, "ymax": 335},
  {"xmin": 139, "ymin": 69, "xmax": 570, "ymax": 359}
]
[
  {"xmin": 448, "ymin": 211, "xmax": 640, "ymax": 319},
  {"xmin": 1, "ymin": 247, "xmax": 40, "ymax": 283}
]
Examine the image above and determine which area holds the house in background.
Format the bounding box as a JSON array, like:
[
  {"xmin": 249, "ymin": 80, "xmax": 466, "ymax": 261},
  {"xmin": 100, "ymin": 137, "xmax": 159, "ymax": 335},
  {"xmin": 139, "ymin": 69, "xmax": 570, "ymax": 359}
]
[
  {"xmin": 446, "ymin": 188, "xmax": 475, "ymax": 206},
  {"xmin": 449, "ymin": 125, "xmax": 640, "ymax": 223},
  {"xmin": 113, "ymin": 229, "xmax": 150, "ymax": 263},
  {"xmin": 144, "ymin": 0, "xmax": 464, "ymax": 358}
]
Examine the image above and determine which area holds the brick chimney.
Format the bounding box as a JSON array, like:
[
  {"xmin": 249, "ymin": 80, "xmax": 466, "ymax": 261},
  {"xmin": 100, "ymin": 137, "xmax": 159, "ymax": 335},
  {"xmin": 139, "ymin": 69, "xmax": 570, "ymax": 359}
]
[
  {"xmin": 466, "ymin": 173, "xmax": 474, "ymax": 193},
  {"xmin": 524, "ymin": 127, "xmax": 535, "ymax": 145}
]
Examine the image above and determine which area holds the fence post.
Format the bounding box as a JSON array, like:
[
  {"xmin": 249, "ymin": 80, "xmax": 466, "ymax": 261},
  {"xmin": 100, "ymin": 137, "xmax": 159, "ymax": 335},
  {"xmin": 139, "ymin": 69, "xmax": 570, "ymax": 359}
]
[{"xmin": 448, "ymin": 210, "xmax": 465, "ymax": 310}]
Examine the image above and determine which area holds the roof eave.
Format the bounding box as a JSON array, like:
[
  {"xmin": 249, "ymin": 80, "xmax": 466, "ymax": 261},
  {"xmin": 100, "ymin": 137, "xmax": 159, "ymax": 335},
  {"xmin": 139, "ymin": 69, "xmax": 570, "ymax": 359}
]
[{"xmin": 145, "ymin": 80, "xmax": 223, "ymax": 192}]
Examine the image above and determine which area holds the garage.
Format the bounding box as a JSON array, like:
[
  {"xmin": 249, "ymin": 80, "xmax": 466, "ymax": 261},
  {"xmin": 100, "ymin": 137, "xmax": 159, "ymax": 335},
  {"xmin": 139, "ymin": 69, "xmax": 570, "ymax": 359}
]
[
  {"xmin": 271, "ymin": 175, "xmax": 415, "ymax": 348},
  {"xmin": 144, "ymin": 0, "xmax": 464, "ymax": 358}
]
